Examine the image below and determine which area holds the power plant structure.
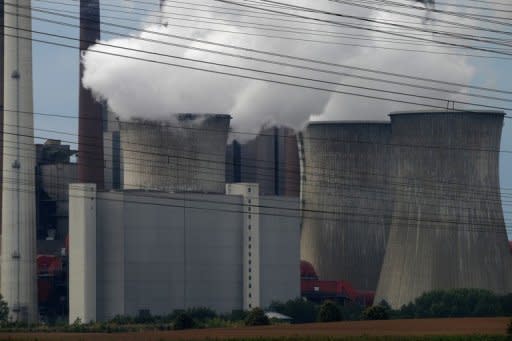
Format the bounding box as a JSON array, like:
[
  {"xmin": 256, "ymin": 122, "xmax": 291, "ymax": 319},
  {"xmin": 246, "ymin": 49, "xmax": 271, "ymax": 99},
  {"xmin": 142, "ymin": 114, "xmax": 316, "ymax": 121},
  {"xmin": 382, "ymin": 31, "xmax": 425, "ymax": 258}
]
[
  {"xmin": 299, "ymin": 121, "xmax": 392, "ymax": 292},
  {"xmin": 69, "ymin": 114, "xmax": 300, "ymax": 322},
  {"xmin": 120, "ymin": 114, "xmax": 231, "ymax": 194},
  {"xmin": 375, "ymin": 110, "xmax": 512, "ymax": 308},
  {"xmin": 78, "ymin": 0, "xmax": 104, "ymax": 189},
  {"xmin": 1, "ymin": 0, "xmax": 38, "ymax": 322},
  {"xmin": 226, "ymin": 126, "xmax": 300, "ymax": 197}
]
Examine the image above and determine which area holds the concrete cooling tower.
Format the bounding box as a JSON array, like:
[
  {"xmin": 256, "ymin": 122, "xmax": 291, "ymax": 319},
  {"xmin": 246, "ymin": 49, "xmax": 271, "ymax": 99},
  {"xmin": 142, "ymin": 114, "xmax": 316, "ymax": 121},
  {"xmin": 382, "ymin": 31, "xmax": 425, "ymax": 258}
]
[
  {"xmin": 120, "ymin": 114, "xmax": 231, "ymax": 194},
  {"xmin": 299, "ymin": 122, "xmax": 392, "ymax": 291},
  {"xmin": 375, "ymin": 111, "xmax": 512, "ymax": 308}
]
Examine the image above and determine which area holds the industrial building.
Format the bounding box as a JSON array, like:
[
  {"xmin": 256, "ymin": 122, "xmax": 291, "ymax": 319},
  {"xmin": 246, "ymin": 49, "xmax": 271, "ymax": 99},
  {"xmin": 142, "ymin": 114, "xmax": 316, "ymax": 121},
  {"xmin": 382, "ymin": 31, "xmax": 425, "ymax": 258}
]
[
  {"xmin": 69, "ymin": 116, "xmax": 301, "ymax": 323},
  {"xmin": 299, "ymin": 121, "xmax": 392, "ymax": 292},
  {"xmin": 120, "ymin": 114, "xmax": 231, "ymax": 194},
  {"xmin": 375, "ymin": 110, "xmax": 512, "ymax": 308},
  {"xmin": 226, "ymin": 126, "xmax": 300, "ymax": 197}
]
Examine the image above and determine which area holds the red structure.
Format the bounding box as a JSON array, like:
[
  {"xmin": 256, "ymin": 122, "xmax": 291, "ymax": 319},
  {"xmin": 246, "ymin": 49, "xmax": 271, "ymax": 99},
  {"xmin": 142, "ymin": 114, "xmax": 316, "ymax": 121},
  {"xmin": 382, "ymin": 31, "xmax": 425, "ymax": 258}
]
[
  {"xmin": 300, "ymin": 261, "xmax": 374, "ymax": 307},
  {"xmin": 37, "ymin": 254, "xmax": 67, "ymax": 319}
]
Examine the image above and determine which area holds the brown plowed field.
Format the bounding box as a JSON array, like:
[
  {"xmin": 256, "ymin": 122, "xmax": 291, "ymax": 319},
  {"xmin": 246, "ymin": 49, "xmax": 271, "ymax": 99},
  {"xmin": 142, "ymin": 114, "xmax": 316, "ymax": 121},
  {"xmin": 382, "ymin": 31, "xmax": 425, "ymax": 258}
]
[{"xmin": 0, "ymin": 317, "xmax": 508, "ymax": 341}]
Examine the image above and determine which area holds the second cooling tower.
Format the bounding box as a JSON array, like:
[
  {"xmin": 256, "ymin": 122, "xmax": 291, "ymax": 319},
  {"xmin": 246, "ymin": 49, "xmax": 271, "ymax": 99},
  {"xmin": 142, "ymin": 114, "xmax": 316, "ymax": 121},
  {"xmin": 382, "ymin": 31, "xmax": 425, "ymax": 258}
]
[
  {"xmin": 375, "ymin": 111, "xmax": 512, "ymax": 308},
  {"xmin": 299, "ymin": 121, "xmax": 392, "ymax": 291},
  {"xmin": 120, "ymin": 114, "xmax": 231, "ymax": 193}
]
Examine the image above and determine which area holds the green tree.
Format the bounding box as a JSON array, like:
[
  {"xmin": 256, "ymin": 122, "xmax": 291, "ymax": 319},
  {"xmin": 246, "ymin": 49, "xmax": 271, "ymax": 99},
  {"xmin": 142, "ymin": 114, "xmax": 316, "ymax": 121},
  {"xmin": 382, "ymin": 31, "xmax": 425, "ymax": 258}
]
[
  {"xmin": 0, "ymin": 295, "xmax": 8, "ymax": 324},
  {"xmin": 362, "ymin": 305, "xmax": 389, "ymax": 320},
  {"xmin": 173, "ymin": 313, "xmax": 195, "ymax": 330},
  {"xmin": 245, "ymin": 308, "xmax": 270, "ymax": 326},
  {"xmin": 317, "ymin": 301, "xmax": 342, "ymax": 322}
]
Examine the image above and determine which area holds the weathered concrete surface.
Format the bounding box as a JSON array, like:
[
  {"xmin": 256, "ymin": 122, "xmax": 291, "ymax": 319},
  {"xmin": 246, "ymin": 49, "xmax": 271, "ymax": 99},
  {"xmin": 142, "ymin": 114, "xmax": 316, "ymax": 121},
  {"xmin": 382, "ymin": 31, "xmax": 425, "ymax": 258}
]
[
  {"xmin": 120, "ymin": 114, "xmax": 230, "ymax": 194},
  {"xmin": 375, "ymin": 111, "xmax": 512, "ymax": 308},
  {"xmin": 299, "ymin": 122, "xmax": 392, "ymax": 291}
]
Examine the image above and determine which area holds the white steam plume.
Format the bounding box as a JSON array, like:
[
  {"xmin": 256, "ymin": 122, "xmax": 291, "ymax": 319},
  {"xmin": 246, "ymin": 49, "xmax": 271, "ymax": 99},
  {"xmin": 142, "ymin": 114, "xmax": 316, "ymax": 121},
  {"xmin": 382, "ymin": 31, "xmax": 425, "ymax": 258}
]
[{"xmin": 82, "ymin": 0, "xmax": 485, "ymax": 138}]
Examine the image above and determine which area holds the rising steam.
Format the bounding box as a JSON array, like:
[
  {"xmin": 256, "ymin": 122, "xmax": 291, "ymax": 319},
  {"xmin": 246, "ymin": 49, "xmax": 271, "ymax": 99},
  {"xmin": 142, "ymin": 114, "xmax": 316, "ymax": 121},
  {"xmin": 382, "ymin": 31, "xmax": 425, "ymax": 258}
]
[{"xmin": 82, "ymin": 0, "xmax": 480, "ymax": 137}]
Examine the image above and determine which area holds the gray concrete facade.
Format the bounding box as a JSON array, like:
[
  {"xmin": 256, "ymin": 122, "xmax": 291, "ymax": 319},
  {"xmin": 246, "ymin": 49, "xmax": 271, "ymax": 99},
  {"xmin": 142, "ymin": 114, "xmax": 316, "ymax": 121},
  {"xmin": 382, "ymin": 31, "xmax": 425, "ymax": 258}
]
[
  {"xmin": 120, "ymin": 114, "xmax": 231, "ymax": 194},
  {"xmin": 299, "ymin": 122, "xmax": 392, "ymax": 291},
  {"xmin": 69, "ymin": 187, "xmax": 300, "ymax": 321},
  {"xmin": 375, "ymin": 111, "xmax": 512, "ymax": 308}
]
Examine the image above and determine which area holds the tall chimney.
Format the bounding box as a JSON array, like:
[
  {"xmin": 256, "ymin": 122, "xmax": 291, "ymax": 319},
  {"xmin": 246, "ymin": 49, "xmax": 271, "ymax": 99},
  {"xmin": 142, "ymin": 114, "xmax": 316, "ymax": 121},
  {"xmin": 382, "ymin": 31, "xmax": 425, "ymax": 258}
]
[
  {"xmin": 1, "ymin": 0, "xmax": 38, "ymax": 322},
  {"xmin": 0, "ymin": 0, "xmax": 5, "ymax": 251},
  {"xmin": 78, "ymin": 0, "xmax": 104, "ymax": 189}
]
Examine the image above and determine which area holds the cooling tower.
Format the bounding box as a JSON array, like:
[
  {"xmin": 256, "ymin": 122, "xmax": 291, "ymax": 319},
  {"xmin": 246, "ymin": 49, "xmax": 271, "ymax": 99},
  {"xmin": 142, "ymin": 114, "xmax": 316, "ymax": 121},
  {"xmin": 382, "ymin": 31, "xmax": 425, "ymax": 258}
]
[
  {"xmin": 120, "ymin": 114, "xmax": 231, "ymax": 194},
  {"xmin": 1, "ymin": 0, "xmax": 38, "ymax": 322},
  {"xmin": 78, "ymin": 0, "xmax": 104, "ymax": 188},
  {"xmin": 299, "ymin": 121, "xmax": 392, "ymax": 291},
  {"xmin": 375, "ymin": 111, "xmax": 512, "ymax": 308}
]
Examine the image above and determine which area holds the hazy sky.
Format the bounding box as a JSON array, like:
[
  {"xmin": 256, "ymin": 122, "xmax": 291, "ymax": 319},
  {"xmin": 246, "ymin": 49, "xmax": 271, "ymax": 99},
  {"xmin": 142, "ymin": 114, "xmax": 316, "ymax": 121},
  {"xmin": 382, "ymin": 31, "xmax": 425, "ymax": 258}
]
[{"xmin": 30, "ymin": 0, "xmax": 512, "ymax": 235}]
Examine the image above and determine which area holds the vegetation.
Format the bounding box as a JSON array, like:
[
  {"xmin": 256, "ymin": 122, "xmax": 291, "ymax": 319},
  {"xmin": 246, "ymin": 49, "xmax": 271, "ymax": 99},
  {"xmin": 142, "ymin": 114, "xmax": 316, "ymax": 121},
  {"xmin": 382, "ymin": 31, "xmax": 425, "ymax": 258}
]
[
  {"xmin": 318, "ymin": 300, "xmax": 342, "ymax": 322},
  {"xmin": 0, "ymin": 294, "xmax": 9, "ymax": 324},
  {"xmin": 245, "ymin": 307, "xmax": 270, "ymax": 326},
  {"xmin": 173, "ymin": 312, "xmax": 195, "ymax": 330},
  {"xmin": 269, "ymin": 298, "xmax": 319, "ymax": 323},
  {"xmin": 362, "ymin": 305, "xmax": 389, "ymax": 320}
]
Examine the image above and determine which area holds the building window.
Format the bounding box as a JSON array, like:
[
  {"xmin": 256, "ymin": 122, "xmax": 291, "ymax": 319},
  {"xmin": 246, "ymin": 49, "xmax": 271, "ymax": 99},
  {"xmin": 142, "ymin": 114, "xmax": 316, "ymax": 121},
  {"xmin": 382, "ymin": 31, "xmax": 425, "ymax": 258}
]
[
  {"xmin": 249, "ymin": 304, "xmax": 252, "ymax": 308},
  {"xmin": 248, "ymin": 199, "xmax": 252, "ymax": 204},
  {"xmin": 248, "ymin": 236, "xmax": 251, "ymax": 241},
  {"xmin": 248, "ymin": 225, "xmax": 251, "ymax": 230},
  {"xmin": 249, "ymin": 284, "xmax": 252, "ymax": 289},
  {"xmin": 249, "ymin": 252, "xmax": 251, "ymax": 257},
  {"xmin": 249, "ymin": 244, "xmax": 251, "ymax": 249},
  {"xmin": 249, "ymin": 293, "xmax": 252, "ymax": 298},
  {"xmin": 249, "ymin": 276, "xmax": 252, "ymax": 281},
  {"xmin": 249, "ymin": 268, "xmax": 252, "ymax": 273},
  {"xmin": 248, "ymin": 188, "xmax": 251, "ymax": 193},
  {"xmin": 248, "ymin": 206, "xmax": 252, "ymax": 212},
  {"xmin": 248, "ymin": 215, "xmax": 251, "ymax": 220},
  {"xmin": 249, "ymin": 260, "xmax": 252, "ymax": 265}
]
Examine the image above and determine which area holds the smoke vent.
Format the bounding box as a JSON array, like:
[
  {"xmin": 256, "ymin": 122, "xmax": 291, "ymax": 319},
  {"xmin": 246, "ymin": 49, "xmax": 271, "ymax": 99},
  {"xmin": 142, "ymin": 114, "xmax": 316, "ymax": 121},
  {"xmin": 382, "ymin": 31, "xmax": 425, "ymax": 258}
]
[
  {"xmin": 120, "ymin": 114, "xmax": 231, "ymax": 194},
  {"xmin": 299, "ymin": 121, "xmax": 392, "ymax": 291},
  {"xmin": 375, "ymin": 110, "xmax": 512, "ymax": 308}
]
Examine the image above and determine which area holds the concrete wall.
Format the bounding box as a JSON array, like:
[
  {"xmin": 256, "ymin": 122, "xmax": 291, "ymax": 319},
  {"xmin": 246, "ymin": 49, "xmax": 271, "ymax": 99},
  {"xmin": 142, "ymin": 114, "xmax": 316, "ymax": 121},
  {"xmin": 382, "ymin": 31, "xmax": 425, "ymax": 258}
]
[
  {"xmin": 69, "ymin": 184, "xmax": 96, "ymax": 323},
  {"xmin": 260, "ymin": 196, "xmax": 301, "ymax": 307},
  {"xmin": 299, "ymin": 122, "xmax": 392, "ymax": 291},
  {"xmin": 375, "ymin": 111, "xmax": 512, "ymax": 308},
  {"xmin": 70, "ymin": 187, "xmax": 300, "ymax": 321}
]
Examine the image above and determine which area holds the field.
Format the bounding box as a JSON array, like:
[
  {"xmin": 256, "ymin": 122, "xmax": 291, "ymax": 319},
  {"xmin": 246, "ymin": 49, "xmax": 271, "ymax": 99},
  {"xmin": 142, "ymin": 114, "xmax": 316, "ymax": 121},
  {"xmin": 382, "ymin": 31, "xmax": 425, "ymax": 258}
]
[{"xmin": 0, "ymin": 317, "xmax": 509, "ymax": 341}]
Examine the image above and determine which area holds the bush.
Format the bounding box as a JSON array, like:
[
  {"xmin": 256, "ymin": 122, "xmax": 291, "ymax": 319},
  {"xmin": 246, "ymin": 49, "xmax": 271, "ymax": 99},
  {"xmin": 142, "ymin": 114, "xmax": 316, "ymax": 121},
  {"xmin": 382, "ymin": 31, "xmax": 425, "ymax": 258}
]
[
  {"xmin": 186, "ymin": 307, "xmax": 217, "ymax": 321},
  {"xmin": 0, "ymin": 295, "xmax": 8, "ymax": 324},
  {"xmin": 317, "ymin": 301, "xmax": 342, "ymax": 322},
  {"xmin": 269, "ymin": 298, "xmax": 318, "ymax": 323},
  {"xmin": 245, "ymin": 308, "xmax": 270, "ymax": 326},
  {"xmin": 339, "ymin": 302, "xmax": 364, "ymax": 321},
  {"xmin": 362, "ymin": 305, "xmax": 389, "ymax": 320},
  {"xmin": 173, "ymin": 313, "xmax": 194, "ymax": 330},
  {"xmin": 110, "ymin": 315, "xmax": 134, "ymax": 325}
]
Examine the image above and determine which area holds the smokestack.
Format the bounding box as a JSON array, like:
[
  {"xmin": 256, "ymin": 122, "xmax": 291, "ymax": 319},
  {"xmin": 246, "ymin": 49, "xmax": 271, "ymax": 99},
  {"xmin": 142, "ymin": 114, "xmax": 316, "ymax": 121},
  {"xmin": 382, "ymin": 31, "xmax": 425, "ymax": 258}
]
[
  {"xmin": 78, "ymin": 0, "xmax": 104, "ymax": 189},
  {"xmin": 1, "ymin": 0, "xmax": 38, "ymax": 322},
  {"xmin": 0, "ymin": 0, "xmax": 4, "ymax": 252}
]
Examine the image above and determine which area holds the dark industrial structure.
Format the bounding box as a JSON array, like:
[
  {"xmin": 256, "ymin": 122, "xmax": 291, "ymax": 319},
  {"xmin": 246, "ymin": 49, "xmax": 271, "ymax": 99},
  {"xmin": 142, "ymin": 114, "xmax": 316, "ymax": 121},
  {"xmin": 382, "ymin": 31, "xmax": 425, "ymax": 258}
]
[
  {"xmin": 375, "ymin": 111, "xmax": 512, "ymax": 308},
  {"xmin": 35, "ymin": 140, "xmax": 76, "ymax": 320},
  {"xmin": 226, "ymin": 126, "xmax": 300, "ymax": 197},
  {"xmin": 78, "ymin": 0, "xmax": 104, "ymax": 189},
  {"xmin": 299, "ymin": 122, "xmax": 392, "ymax": 292}
]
